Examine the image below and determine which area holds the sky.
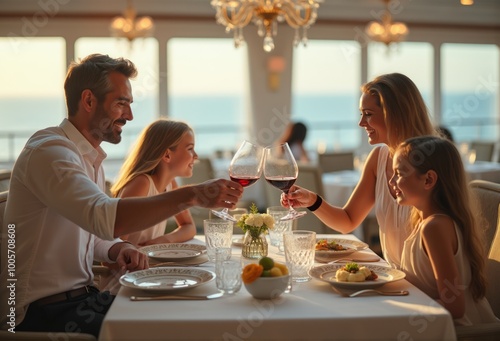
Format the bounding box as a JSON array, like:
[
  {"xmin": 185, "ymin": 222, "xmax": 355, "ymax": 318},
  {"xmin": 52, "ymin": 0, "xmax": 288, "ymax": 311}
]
[{"xmin": 1, "ymin": 36, "xmax": 498, "ymax": 100}]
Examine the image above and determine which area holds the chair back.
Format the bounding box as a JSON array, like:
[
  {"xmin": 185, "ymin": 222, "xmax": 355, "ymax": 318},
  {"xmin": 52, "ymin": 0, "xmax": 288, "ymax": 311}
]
[
  {"xmin": 0, "ymin": 169, "xmax": 11, "ymax": 192},
  {"xmin": 294, "ymin": 164, "xmax": 327, "ymax": 233},
  {"xmin": 178, "ymin": 157, "xmax": 215, "ymax": 186},
  {"xmin": 0, "ymin": 191, "xmax": 8, "ymax": 276},
  {"xmin": 177, "ymin": 158, "xmax": 215, "ymax": 233},
  {"xmin": 317, "ymin": 152, "xmax": 354, "ymax": 173},
  {"xmin": 470, "ymin": 180, "xmax": 500, "ymax": 252},
  {"xmin": 470, "ymin": 141, "xmax": 495, "ymax": 162},
  {"xmin": 486, "ymin": 204, "xmax": 500, "ymax": 318}
]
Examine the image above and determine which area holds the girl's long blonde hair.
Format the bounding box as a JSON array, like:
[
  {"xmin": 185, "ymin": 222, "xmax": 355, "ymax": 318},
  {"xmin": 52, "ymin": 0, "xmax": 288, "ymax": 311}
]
[
  {"xmin": 361, "ymin": 73, "xmax": 438, "ymax": 154},
  {"xmin": 111, "ymin": 119, "xmax": 193, "ymax": 197},
  {"xmin": 397, "ymin": 136, "xmax": 487, "ymax": 300}
]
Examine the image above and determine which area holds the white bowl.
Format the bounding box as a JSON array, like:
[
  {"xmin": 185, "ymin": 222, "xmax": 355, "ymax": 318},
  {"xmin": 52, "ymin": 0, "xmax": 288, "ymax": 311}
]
[{"xmin": 244, "ymin": 275, "xmax": 290, "ymax": 299}]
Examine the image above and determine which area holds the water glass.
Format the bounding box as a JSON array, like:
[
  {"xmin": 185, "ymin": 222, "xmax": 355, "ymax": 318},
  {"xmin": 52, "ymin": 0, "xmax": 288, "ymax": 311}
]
[
  {"xmin": 216, "ymin": 260, "xmax": 242, "ymax": 294},
  {"xmin": 204, "ymin": 219, "xmax": 233, "ymax": 262},
  {"xmin": 283, "ymin": 230, "xmax": 316, "ymax": 282},
  {"xmin": 215, "ymin": 247, "xmax": 232, "ymax": 289},
  {"xmin": 267, "ymin": 206, "xmax": 293, "ymax": 251}
]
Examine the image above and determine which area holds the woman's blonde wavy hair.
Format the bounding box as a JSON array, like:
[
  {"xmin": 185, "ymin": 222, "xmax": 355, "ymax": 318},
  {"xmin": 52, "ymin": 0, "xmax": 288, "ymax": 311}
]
[
  {"xmin": 361, "ymin": 73, "xmax": 438, "ymax": 154},
  {"xmin": 111, "ymin": 119, "xmax": 193, "ymax": 197},
  {"xmin": 397, "ymin": 136, "xmax": 487, "ymax": 300}
]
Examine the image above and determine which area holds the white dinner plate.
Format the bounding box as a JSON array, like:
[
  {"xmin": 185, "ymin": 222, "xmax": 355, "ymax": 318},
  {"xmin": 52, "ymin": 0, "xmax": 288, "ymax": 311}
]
[
  {"xmin": 315, "ymin": 238, "xmax": 368, "ymax": 258},
  {"xmin": 139, "ymin": 243, "xmax": 206, "ymax": 261},
  {"xmin": 309, "ymin": 264, "xmax": 406, "ymax": 289},
  {"xmin": 119, "ymin": 267, "xmax": 215, "ymax": 292}
]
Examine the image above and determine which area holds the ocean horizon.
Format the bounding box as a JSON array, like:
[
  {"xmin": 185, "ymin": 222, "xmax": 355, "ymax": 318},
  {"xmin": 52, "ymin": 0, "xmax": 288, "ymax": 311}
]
[{"xmin": 1, "ymin": 93, "xmax": 497, "ymax": 162}]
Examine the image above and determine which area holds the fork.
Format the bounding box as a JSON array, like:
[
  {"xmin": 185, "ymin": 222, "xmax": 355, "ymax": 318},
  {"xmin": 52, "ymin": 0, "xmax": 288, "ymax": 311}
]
[{"xmin": 334, "ymin": 288, "xmax": 409, "ymax": 297}]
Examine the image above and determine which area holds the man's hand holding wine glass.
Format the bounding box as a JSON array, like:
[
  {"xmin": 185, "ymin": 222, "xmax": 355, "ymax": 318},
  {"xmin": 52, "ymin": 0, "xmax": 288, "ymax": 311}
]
[{"xmin": 212, "ymin": 140, "xmax": 264, "ymax": 221}]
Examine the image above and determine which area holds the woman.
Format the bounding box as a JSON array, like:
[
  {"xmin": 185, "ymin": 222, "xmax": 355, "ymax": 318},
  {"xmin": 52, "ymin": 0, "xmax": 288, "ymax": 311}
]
[
  {"xmin": 283, "ymin": 73, "xmax": 437, "ymax": 268},
  {"xmin": 279, "ymin": 121, "xmax": 310, "ymax": 162},
  {"xmin": 100, "ymin": 118, "xmax": 198, "ymax": 293},
  {"xmin": 390, "ymin": 136, "xmax": 498, "ymax": 324}
]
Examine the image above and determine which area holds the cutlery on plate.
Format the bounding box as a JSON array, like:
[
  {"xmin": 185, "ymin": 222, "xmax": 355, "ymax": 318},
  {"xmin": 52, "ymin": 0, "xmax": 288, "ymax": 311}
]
[
  {"xmin": 130, "ymin": 292, "xmax": 224, "ymax": 301},
  {"xmin": 336, "ymin": 289, "xmax": 409, "ymax": 298}
]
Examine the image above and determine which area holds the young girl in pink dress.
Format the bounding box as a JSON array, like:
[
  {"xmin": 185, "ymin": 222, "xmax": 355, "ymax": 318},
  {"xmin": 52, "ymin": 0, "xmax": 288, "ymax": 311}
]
[{"xmin": 390, "ymin": 136, "xmax": 499, "ymax": 325}]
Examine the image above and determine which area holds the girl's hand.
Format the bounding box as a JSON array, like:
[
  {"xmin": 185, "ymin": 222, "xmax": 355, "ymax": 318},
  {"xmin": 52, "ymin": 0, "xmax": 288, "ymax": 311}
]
[{"xmin": 281, "ymin": 185, "xmax": 318, "ymax": 208}]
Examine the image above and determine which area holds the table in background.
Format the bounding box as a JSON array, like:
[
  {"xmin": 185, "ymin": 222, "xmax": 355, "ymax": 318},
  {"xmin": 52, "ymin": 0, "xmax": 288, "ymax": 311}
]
[
  {"xmin": 466, "ymin": 161, "xmax": 500, "ymax": 183},
  {"xmin": 99, "ymin": 235, "xmax": 456, "ymax": 341}
]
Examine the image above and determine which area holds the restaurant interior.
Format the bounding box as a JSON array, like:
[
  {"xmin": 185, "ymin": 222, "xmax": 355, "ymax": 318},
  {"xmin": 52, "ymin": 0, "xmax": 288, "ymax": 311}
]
[{"xmin": 1, "ymin": 0, "xmax": 500, "ymax": 340}]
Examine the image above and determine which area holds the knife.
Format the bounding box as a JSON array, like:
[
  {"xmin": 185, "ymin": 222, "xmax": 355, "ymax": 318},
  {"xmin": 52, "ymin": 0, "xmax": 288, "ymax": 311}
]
[{"xmin": 130, "ymin": 292, "xmax": 224, "ymax": 301}]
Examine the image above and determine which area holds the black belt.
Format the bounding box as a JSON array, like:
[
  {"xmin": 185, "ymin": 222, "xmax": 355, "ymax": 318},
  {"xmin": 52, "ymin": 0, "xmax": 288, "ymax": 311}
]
[{"xmin": 33, "ymin": 286, "xmax": 97, "ymax": 306}]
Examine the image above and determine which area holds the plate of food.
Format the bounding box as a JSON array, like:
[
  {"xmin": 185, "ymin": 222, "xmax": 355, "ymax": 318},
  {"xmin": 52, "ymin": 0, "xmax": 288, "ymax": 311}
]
[
  {"xmin": 315, "ymin": 238, "xmax": 368, "ymax": 258},
  {"xmin": 119, "ymin": 267, "xmax": 215, "ymax": 292},
  {"xmin": 309, "ymin": 262, "xmax": 406, "ymax": 289},
  {"xmin": 139, "ymin": 243, "xmax": 206, "ymax": 262}
]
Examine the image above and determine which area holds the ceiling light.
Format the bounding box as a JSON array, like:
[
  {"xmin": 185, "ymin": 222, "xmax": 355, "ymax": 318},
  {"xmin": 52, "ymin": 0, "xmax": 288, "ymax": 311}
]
[
  {"xmin": 211, "ymin": 0, "xmax": 322, "ymax": 52},
  {"xmin": 110, "ymin": 0, "xmax": 154, "ymax": 42}
]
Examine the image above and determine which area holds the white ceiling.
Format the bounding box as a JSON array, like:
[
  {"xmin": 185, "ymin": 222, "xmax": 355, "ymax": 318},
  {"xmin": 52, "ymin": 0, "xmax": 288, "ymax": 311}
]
[{"xmin": 0, "ymin": 0, "xmax": 499, "ymax": 28}]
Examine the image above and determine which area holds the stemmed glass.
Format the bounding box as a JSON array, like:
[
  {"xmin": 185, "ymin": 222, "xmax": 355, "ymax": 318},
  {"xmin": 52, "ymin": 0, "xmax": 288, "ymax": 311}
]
[
  {"xmin": 263, "ymin": 143, "xmax": 306, "ymax": 221},
  {"xmin": 211, "ymin": 140, "xmax": 264, "ymax": 221}
]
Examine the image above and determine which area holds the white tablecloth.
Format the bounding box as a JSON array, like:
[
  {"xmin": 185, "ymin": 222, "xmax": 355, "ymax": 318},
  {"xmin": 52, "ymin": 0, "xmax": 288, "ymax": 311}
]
[{"xmin": 99, "ymin": 235, "xmax": 456, "ymax": 341}]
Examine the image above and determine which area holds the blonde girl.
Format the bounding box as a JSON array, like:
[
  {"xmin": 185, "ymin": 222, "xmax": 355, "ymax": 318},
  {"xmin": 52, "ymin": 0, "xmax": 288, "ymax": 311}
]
[
  {"xmin": 111, "ymin": 118, "xmax": 197, "ymax": 245},
  {"xmin": 390, "ymin": 136, "xmax": 498, "ymax": 324},
  {"xmin": 101, "ymin": 119, "xmax": 198, "ymax": 293}
]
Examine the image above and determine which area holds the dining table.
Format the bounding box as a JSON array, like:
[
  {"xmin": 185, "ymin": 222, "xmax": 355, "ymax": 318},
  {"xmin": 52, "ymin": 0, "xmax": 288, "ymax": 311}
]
[
  {"xmin": 99, "ymin": 234, "xmax": 456, "ymax": 341},
  {"xmin": 465, "ymin": 161, "xmax": 500, "ymax": 183}
]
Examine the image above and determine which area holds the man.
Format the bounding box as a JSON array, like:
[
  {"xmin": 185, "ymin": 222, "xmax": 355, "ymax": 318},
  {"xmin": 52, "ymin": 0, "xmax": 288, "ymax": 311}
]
[{"xmin": 0, "ymin": 54, "xmax": 242, "ymax": 337}]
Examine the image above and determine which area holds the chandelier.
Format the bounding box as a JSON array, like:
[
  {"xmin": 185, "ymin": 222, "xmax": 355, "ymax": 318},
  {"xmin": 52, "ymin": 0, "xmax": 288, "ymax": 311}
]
[
  {"xmin": 211, "ymin": 0, "xmax": 322, "ymax": 52},
  {"xmin": 365, "ymin": 0, "xmax": 409, "ymax": 46},
  {"xmin": 110, "ymin": 0, "xmax": 154, "ymax": 42}
]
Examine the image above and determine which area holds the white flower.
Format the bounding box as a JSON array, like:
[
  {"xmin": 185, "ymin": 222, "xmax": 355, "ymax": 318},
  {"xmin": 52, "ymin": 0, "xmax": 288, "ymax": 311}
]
[
  {"xmin": 262, "ymin": 214, "xmax": 274, "ymax": 229},
  {"xmin": 249, "ymin": 214, "xmax": 263, "ymax": 227},
  {"xmin": 245, "ymin": 214, "xmax": 256, "ymax": 226}
]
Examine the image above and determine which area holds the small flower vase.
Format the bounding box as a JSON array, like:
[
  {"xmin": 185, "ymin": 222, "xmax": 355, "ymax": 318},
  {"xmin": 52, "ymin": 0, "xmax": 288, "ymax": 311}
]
[{"xmin": 241, "ymin": 231, "xmax": 268, "ymax": 259}]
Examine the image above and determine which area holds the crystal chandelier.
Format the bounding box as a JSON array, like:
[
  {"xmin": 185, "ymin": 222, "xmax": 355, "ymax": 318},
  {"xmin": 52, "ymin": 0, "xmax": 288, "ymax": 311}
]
[
  {"xmin": 110, "ymin": 0, "xmax": 154, "ymax": 42},
  {"xmin": 365, "ymin": 0, "xmax": 409, "ymax": 46},
  {"xmin": 211, "ymin": 0, "xmax": 322, "ymax": 52}
]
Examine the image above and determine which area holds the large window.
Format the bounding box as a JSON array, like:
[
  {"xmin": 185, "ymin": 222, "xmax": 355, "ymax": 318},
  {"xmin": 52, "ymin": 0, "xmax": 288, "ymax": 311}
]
[
  {"xmin": 75, "ymin": 37, "xmax": 159, "ymax": 160},
  {"xmin": 441, "ymin": 43, "xmax": 499, "ymax": 142},
  {"xmin": 167, "ymin": 38, "xmax": 249, "ymax": 156},
  {"xmin": 0, "ymin": 37, "xmax": 66, "ymax": 162},
  {"xmin": 292, "ymin": 40, "xmax": 362, "ymax": 152},
  {"xmin": 368, "ymin": 42, "xmax": 434, "ymax": 115}
]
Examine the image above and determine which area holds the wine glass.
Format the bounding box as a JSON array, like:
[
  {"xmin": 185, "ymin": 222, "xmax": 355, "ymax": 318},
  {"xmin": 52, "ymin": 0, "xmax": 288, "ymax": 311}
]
[
  {"xmin": 211, "ymin": 140, "xmax": 264, "ymax": 221},
  {"xmin": 263, "ymin": 143, "xmax": 306, "ymax": 221}
]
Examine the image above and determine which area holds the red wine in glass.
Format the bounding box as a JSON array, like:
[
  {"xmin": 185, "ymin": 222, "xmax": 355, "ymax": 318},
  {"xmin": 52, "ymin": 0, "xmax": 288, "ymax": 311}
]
[
  {"xmin": 230, "ymin": 176, "xmax": 260, "ymax": 187},
  {"xmin": 265, "ymin": 177, "xmax": 296, "ymax": 193},
  {"xmin": 263, "ymin": 143, "xmax": 306, "ymax": 221}
]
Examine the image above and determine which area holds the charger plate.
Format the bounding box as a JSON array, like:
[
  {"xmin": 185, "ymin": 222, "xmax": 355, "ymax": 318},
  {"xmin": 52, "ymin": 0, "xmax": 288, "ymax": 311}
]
[
  {"xmin": 119, "ymin": 267, "xmax": 215, "ymax": 292},
  {"xmin": 139, "ymin": 243, "xmax": 206, "ymax": 261},
  {"xmin": 309, "ymin": 263, "xmax": 405, "ymax": 289}
]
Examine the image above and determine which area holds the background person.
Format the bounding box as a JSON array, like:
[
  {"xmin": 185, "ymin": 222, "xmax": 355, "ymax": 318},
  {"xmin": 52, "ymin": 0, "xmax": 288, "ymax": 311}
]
[
  {"xmin": 283, "ymin": 73, "xmax": 438, "ymax": 269},
  {"xmin": 279, "ymin": 121, "xmax": 310, "ymax": 162},
  {"xmin": 0, "ymin": 54, "xmax": 242, "ymax": 337}
]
